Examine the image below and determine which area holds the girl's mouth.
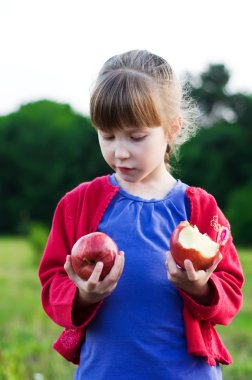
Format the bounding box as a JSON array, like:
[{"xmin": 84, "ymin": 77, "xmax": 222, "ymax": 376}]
[{"xmin": 117, "ymin": 167, "xmax": 133, "ymax": 173}]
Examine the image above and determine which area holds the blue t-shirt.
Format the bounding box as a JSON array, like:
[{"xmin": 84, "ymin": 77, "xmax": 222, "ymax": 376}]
[{"xmin": 75, "ymin": 175, "xmax": 222, "ymax": 380}]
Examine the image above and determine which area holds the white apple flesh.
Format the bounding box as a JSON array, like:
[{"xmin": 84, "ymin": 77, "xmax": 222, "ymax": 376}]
[{"xmin": 170, "ymin": 221, "xmax": 220, "ymax": 271}]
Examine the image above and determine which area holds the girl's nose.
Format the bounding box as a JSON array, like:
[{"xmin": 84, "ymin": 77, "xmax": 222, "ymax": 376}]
[{"xmin": 114, "ymin": 143, "xmax": 130, "ymax": 159}]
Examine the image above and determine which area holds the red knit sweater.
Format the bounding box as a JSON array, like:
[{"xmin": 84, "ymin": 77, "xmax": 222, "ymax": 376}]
[{"xmin": 38, "ymin": 175, "xmax": 244, "ymax": 365}]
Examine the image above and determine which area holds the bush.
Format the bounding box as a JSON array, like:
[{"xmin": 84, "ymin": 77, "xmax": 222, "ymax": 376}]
[
  {"xmin": 27, "ymin": 222, "xmax": 49, "ymax": 265},
  {"xmin": 225, "ymin": 183, "xmax": 252, "ymax": 246}
]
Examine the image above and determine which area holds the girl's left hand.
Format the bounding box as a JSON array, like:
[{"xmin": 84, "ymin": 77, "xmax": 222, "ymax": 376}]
[{"xmin": 165, "ymin": 251, "xmax": 222, "ymax": 304}]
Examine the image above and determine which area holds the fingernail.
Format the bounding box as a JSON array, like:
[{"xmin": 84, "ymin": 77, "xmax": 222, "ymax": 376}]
[{"xmin": 96, "ymin": 262, "xmax": 103, "ymax": 269}]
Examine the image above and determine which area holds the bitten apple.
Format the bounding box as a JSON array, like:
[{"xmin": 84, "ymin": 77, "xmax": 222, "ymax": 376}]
[
  {"xmin": 71, "ymin": 232, "xmax": 118, "ymax": 281},
  {"xmin": 170, "ymin": 221, "xmax": 220, "ymax": 271}
]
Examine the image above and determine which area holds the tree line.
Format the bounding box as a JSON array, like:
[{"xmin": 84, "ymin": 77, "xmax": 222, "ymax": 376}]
[{"xmin": 0, "ymin": 64, "xmax": 251, "ymax": 245}]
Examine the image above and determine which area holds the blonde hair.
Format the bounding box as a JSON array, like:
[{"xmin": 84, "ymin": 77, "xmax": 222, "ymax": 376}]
[{"xmin": 90, "ymin": 50, "xmax": 198, "ymax": 163}]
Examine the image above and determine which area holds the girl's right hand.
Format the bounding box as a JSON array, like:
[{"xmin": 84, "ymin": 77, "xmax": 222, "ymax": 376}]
[{"xmin": 64, "ymin": 251, "xmax": 125, "ymax": 307}]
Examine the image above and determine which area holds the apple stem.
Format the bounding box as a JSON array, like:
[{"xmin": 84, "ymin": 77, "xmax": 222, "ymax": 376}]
[{"xmin": 83, "ymin": 258, "xmax": 96, "ymax": 265}]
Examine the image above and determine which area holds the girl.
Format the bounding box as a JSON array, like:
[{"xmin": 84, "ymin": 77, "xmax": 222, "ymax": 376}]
[{"xmin": 39, "ymin": 50, "xmax": 244, "ymax": 380}]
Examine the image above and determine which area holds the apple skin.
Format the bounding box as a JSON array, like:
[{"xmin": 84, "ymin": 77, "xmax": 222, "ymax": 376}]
[
  {"xmin": 170, "ymin": 221, "xmax": 219, "ymax": 271},
  {"xmin": 71, "ymin": 232, "xmax": 118, "ymax": 281}
]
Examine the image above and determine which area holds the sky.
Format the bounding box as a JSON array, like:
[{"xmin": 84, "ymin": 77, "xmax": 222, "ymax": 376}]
[{"xmin": 0, "ymin": 0, "xmax": 251, "ymax": 117}]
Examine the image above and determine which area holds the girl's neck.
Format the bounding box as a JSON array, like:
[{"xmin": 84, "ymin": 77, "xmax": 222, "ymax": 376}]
[{"xmin": 115, "ymin": 170, "xmax": 177, "ymax": 200}]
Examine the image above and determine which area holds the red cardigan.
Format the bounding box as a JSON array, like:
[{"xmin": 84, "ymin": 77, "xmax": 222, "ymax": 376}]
[{"xmin": 38, "ymin": 175, "xmax": 244, "ymax": 366}]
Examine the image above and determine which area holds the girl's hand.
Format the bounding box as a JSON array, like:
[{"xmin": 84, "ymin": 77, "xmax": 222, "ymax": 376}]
[
  {"xmin": 165, "ymin": 251, "xmax": 222, "ymax": 304},
  {"xmin": 64, "ymin": 251, "xmax": 125, "ymax": 306}
]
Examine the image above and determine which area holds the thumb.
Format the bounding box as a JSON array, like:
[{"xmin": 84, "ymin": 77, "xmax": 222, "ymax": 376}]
[{"xmin": 64, "ymin": 255, "xmax": 76, "ymax": 279}]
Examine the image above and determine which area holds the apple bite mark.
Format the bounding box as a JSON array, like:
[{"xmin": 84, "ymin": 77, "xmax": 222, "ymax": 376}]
[
  {"xmin": 71, "ymin": 232, "xmax": 118, "ymax": 281},
  {"xmin": 170, "ymin": 221, "xmax": 220, "ymax": 271},
  {"xmin": 179, "ymin": 225, "xmax": 219, "ymax": 258}
]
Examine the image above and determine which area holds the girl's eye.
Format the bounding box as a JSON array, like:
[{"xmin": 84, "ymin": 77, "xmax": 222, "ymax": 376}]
[
  {"xmin": 131, "ymin": 135, "xmax": 146, "ymax": 141},
  {"xmin": 103, "ymin": 135, "xmax": 114, "ymax": 141}
]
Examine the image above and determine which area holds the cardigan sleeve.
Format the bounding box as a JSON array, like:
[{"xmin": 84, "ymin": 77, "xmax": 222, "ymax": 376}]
[
  {"xmin": 179, "ymin": 187, "xmax": 244, "ymax": 325},
  {"xmin": 38, "ymin": 191, "xmax": 102, "ymax": 329}
]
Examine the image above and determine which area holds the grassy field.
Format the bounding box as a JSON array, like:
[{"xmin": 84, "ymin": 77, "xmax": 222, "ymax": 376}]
[
  {"xmin": 0, "ymin": 237, "xmax": 251, "ymax": 379},
  {"xmin": 0, "ymin": 237, "xmax": 74, "ymax": 380}
]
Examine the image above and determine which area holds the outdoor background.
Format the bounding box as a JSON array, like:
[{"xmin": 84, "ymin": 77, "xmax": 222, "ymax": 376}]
[{"xmin": 0, "ymin": 0, "xmax": 251, "ymax": 379}]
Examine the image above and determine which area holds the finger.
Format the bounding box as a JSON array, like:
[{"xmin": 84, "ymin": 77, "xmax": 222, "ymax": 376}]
[
  {"xmin": 110, "ymin": 251, "xmax": 125, "ymax": 280},
  {"xmin": 165, "ymin": 252, "xmax": 178, "ymax": 275},
  {"xmin": 165, "ymin": 251, "xmax": 171, "ymax": 268},
  {"xmin": 184, "ymin": 259, "xmax": 198, "ymax": 281},
  {"xmin": 206, "ymin": 253, "xmax": 223, "ymax": 274},
  {"xmin": 116, "ymin": 251, "xmax": 125, "ymax": 277},
  {"xmin": 64, "ymin": 255, "xmax": 71, "ymax": 271},
  {"xmin": 214, "ymin": 253, "xmax": 223, "ymax": 266},
  {"xmin": 64, "ymin": 255, "xmax": 87, "ymax": 286},
  {"xmin": 105, "ymin": 251, "xmax": 125, "ymax": 283},
  {"xmin": 87, "ymin": 261, "xmax": 104, "ymax": 286},
  {"xmin": 64, "ymin": 255, "xmax": 76, "ymax": 279}
]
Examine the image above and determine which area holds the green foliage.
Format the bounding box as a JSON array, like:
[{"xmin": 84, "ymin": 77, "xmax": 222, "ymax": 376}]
[
  {"xmin": 0, "ymin": 64, "xmax": 252, "ymax": 245},
  {"xmin": 27, "ymin": 222, "xmax": 49, "ymax": 266},
  {"xmin": 225, "ymin": 184, "xmax": 252, "ymax": 246},
  {"xmin": 0, "ymin": 100, "xmax": 110, "ymax": 234},
  {"xmin": 178, "ymin": 120, "xmax": 248, "ymax": 209},
  {"xmin": 177, "ymin": 64, "xmax": 252, "ymax": 245},
  {"xmin": 189, "ymin": 64, "xmax": 230, "ymax": 115},
  {"xmin": 0, "ymin": 237, "xmax": 251, "ymax": 379}
]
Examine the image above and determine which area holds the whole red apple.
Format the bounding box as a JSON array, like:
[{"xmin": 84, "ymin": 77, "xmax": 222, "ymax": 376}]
[
  {"xmin": 170, "ymin": 221, "xmax": 220, "ymax": 271},
  {"xmin": 71, "ymin": 232, "xmax": 118, "ymax": 281}
]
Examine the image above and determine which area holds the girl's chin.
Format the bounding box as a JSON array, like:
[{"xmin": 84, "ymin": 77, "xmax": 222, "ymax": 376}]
[{"xmin": 115, "ymin": 171, "xmax": 138, "ymax": 184}]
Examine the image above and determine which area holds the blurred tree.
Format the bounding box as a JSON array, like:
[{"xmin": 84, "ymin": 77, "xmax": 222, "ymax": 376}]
[
  {"xmin": 0, "ymin": 64, "xmax": 251, "ymax": 245},
  {"xmin": 0, "ymin": 100, "xmax": 110, "ymax": 234},
  {"xmin": 187, "ymin": 64, "xmax": 232, "ymax": 125},
  {"xmin": 177, "ymin": 121, "xmax": 245, "ymax": 208},
  {"xmin": 225, "ymin": 183, "xmax": 252, "ymax": 247},
  {"xmin": 177, "ymin": 64, "xmax": 252, "ymax": 245}
]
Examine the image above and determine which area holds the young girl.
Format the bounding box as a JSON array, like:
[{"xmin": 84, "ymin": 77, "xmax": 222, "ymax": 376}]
[{"xmin": 39, "ymin": 50, "xmax": 244, "ymax": 379}]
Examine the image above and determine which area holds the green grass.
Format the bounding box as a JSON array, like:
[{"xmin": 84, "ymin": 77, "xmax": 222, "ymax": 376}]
[
  {"xmin": 0, "ymin": 237, "xmax": 251, "ymax": 379},
  {"xmin": 217, "ymin": 249, "xmax": 252, "ymax": 380},
  {"xmin": 0, "ymin": 237, "xmax": 74, "ymax": 380}
]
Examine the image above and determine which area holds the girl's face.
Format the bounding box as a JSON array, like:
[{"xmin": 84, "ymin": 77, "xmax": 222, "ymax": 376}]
[{"xmin": 97, "ymin": 125, "xmax": 169, "ymax": 188}]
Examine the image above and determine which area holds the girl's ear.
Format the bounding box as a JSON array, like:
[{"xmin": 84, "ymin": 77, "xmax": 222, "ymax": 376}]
[
  {"xmin": 165, "ymin": 116, "xmax": 182, "ymax": 142},
  {"xmin": 171, "ymin": 116, "xmax": 182, "ymax": 137}
]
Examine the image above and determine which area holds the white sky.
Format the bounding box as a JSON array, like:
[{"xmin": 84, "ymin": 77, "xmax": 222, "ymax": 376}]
[{"xmin": 0, "ymin": 0, "xmax": 251, "ymax": 116}]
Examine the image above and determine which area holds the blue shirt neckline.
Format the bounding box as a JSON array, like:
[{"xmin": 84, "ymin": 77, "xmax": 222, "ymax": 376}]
[{"xmin": 110, "ymin": 173, "xmax": 182, "ymax": 203}]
